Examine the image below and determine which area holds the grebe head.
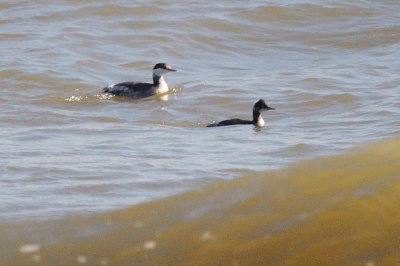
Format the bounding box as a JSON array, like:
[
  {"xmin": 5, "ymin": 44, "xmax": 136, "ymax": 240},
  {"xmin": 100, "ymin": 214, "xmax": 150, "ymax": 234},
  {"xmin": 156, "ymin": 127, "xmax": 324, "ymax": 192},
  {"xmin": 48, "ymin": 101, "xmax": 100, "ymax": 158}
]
[
  {"xmin": 254, "ymin": 99, "xmax": 275, "ymax": 112},
  {"xmin": 153, "ymin": 63, "xmax": 177, "ymax": 77}
]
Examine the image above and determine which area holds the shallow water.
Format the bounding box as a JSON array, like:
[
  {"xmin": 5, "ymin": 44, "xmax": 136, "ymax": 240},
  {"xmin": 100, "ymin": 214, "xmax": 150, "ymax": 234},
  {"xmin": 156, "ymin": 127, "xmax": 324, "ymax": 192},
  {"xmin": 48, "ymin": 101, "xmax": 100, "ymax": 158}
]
[
  {"xmin": 2, "ymin": 136, "xmax": 399, "ymax": 265},
  {"xmin": 1, "ymin": 0, "xmax": 400, "ymax": 220}
]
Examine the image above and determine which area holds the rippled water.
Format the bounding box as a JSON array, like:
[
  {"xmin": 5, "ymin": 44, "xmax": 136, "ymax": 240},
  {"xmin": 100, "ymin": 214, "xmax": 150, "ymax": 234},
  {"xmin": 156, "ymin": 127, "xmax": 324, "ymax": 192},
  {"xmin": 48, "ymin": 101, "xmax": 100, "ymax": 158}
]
[{"xmin": 1, "ymin": 0, "xmax": 399, "ymax": 220}]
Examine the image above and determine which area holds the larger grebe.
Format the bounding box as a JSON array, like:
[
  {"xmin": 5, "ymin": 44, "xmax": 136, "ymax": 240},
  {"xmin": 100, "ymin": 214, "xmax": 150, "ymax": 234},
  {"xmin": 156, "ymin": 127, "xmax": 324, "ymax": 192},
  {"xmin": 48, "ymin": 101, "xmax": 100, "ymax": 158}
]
[{"xmin": 102, "ymin": 63, "xmax": 177, "ymax": 98}]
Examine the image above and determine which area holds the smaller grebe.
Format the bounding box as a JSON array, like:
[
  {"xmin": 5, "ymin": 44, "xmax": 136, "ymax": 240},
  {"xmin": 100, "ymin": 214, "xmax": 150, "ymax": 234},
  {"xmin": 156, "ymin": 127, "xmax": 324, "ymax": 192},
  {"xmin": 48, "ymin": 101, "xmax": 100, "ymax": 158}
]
[{"xmin": 207, "ymin": 99, "xmax": 275, "ymax": 127}]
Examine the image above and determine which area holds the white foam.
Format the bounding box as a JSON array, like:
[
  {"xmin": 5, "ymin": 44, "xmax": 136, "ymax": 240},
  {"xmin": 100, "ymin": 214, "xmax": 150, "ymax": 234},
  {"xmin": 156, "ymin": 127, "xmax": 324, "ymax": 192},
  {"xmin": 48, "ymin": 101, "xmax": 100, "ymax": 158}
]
[
  {"xmin": 77, "ymin": 255, "xmax": 88, "ymax": 264},
  {"xmin": 143, "ymin": 240, "xmax": 157, "ymax": 250},
  {"xmin": 19, "ymin": 243, "xmax": 41, "ymax": 254},
  {"xmin": 200, "ymin": 231, "xmax": 216, "ymax": 241}
]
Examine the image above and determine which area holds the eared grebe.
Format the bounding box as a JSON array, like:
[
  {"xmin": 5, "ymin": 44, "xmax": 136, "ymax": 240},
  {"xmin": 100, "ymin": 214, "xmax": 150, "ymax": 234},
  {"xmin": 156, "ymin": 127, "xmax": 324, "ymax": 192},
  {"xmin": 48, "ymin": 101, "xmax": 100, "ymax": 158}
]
[
  {"xmin": 207, "ymin": 99, "xmax": 275, "ymax": 127},
  {"xmin": 102, "ymin": 63, "xmax": 177, "ymax": 98}
]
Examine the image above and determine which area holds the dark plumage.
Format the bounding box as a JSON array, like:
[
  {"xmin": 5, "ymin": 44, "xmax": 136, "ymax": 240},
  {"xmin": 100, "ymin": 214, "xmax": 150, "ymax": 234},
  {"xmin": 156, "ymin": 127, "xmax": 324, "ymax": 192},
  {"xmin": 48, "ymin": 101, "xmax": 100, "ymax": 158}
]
[
  {"xmin": 102, "ymin": 63, "xmax": 177, "ymax": 98},
  {"xmin": 207, "ymin": 99, "xmax": 275, "ymax": 127}
]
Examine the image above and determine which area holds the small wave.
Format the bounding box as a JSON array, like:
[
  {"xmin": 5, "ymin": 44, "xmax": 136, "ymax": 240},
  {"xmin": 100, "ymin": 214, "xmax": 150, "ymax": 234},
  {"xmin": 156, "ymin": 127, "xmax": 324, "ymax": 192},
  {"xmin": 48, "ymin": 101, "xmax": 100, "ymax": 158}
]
[
  {"xmin": 307, "ymin": 25, "xmax": 400, "ymax": 49},
  {"xmin": 191, "ymin": 17, "xmax": 250, "ymax": 34},
  {"xmin": 301, "ymin": 93, "xmax": 357, "ymax": 108},
  {"xmin": 62, "ymin": 4, "xmax": 163, "ymax": 18},
  {"xmin": 236, "ymin": 3, "xmax": 373, "ymax": 23},
  {"xmin": 324, "ymin": 93, "xmax": 358, "ymax": 103},
  {"xmin": 288, "ymin": 143, "xmax": 312, "ymax": 153}
]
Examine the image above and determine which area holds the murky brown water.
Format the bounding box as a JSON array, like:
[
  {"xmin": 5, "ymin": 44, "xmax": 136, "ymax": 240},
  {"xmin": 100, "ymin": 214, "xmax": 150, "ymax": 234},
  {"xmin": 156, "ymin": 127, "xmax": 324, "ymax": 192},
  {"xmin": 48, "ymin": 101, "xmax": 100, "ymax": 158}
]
[
  {"xmin": 1, "ymin": 0, "xmax": 399, "ymax": 223},
  {"xmin": 2, "ymin": 137, "xmax": 399, "ymax": 265}
]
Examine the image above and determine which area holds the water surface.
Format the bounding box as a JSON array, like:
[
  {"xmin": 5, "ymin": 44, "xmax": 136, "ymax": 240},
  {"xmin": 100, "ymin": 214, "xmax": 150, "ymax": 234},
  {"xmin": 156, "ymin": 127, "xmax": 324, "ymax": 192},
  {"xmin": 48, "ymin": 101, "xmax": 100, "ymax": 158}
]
[{"xmin": 1, "ymin": 0, "xmax": 399, "ymax": 220}]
